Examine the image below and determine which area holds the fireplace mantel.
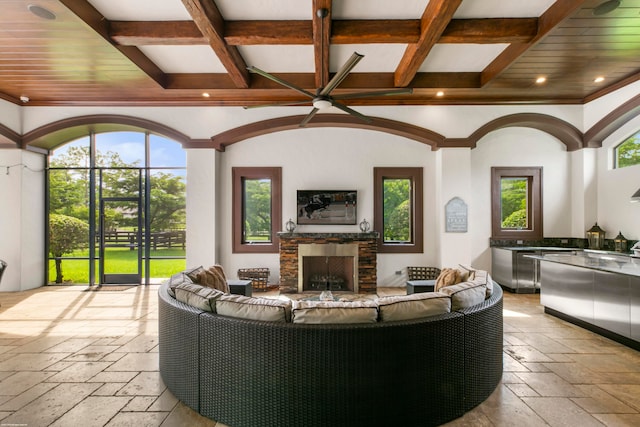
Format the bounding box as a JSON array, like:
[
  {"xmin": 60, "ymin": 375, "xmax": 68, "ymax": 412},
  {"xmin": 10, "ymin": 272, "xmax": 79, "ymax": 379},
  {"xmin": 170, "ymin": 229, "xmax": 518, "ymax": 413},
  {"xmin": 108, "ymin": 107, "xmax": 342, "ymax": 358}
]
[
  {"xmin": 278, "ymin": 232, "xmax": 379, "ymax": 294},
  {"xmin": 278, "ymin": 232, "xmax": 379, "ymax": 239}
]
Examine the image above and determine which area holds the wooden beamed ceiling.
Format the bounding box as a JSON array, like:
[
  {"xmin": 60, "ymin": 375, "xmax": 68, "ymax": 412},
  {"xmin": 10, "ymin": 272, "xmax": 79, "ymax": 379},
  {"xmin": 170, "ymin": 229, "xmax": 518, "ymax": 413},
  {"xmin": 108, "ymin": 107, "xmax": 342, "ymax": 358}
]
[{"xmin": 1, "ymin": 0, "xmax": 639, "ymax": 107}]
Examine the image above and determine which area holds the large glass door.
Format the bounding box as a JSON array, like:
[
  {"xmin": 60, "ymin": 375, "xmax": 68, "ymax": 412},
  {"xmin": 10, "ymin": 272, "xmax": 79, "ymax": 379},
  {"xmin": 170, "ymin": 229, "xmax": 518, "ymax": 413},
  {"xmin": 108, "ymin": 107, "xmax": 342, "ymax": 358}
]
[{"xmin": 99, "ymin": 197, "xmax": 142, "ymax": 284}]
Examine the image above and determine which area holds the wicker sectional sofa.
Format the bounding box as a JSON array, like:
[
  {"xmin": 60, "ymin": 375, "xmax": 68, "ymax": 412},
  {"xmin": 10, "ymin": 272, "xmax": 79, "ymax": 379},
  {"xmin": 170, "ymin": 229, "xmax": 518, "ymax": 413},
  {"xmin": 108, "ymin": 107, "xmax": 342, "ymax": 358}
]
[{"xmin": 158, "ymin": 269, "xmax": 503, "ymax": 427}]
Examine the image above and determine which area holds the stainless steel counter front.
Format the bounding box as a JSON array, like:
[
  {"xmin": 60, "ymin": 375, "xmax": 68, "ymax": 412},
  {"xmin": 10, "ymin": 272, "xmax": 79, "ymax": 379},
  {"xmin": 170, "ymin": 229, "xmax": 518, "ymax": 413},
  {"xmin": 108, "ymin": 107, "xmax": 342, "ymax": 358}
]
[
  {"xmin": 491, "ymin": 247, "xmax": 579, "ymax": 293},
  {"xmin": 536, "ymin": 251, "xmax": 640, "ymax": 350}
]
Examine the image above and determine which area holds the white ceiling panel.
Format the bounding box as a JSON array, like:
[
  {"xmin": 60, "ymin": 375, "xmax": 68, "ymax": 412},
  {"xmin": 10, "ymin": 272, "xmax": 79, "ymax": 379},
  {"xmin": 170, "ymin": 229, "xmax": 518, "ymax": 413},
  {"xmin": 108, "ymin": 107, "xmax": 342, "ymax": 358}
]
[
  {"xmin": 88, "ymin": 0, "xmax": 192, "ymax": 20},
  {"xmin": 239, "ymin": 46, "xmax": 315, "ymax": 72},
  {"xmin": 332, "ymin": 0, "xmax": 430, "ymax": 19},
  {"xmin": 454, "ymin": 0, "xmax": 557, "ymax": 18},
  {"xmin": 215, "ymin": 0, "xmax": 311, "ymax": 20},
  {"xmin": 331, "ymin": 45, "xmax": 407, "ymax": 73},
  {"xmin": 138, "ymin": 46, "xmax": 227, "ymax": 73},
  {"xmin": 419, "ymin": 44, "xmax": 509, "ymax": 72}
]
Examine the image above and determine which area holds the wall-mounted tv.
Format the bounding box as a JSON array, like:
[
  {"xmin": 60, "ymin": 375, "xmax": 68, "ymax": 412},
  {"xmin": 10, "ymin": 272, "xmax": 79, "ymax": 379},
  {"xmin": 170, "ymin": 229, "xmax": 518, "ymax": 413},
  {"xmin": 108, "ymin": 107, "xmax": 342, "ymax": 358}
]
[{"xmin": 297, "ymin": 190, "xmax": 357, "ymax": 225}]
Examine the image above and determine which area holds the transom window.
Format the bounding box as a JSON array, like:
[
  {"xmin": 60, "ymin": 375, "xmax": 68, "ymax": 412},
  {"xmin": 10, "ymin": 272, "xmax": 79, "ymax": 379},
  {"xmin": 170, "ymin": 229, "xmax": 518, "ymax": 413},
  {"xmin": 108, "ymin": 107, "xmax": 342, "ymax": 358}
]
[
  {"xmin": 491, "ymin": 167, "xmax": 542, "ymax": 240},
  {"xmin": 614, "ymin": 130, "xmax": 640, "ymax": 169}
]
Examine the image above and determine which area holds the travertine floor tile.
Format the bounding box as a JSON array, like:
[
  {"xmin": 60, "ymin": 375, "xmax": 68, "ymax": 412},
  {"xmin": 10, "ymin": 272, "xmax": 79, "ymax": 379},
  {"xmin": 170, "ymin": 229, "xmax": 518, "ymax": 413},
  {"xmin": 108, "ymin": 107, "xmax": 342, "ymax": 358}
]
[
  {"xmin": 104, "ymin": 411, "xmax": 168, "ymax": 427},
  {"xmin": 515, "ymin": 372, "xmax": 586, "ymax": 397},
  {"xmin": 1, "ymin": 285, "xmax": 639, "ymax": 426},
  {"xmin": 49, "ymin": 396, "xmax": 131, "ymax": 427},
  {"xmin": 572, "ymin": 385, "xmax": 637, "ymax": 414},
  {"xmin": 522, "ymin": 397, "xmax": 605, "ymax": 426},
  {"xmin": 0, "ymin": 382, "xmax": 101, "ymax": 426}
]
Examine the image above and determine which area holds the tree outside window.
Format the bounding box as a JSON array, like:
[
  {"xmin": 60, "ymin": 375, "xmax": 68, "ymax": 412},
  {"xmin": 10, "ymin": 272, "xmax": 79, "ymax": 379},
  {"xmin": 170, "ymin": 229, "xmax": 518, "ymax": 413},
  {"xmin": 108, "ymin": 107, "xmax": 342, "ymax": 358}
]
[
  {"xmin": 491, "ymin": 167, "xmax": 542, "ymax": 240},
  {"xmin": 232, "ymin": 167, "xmax": 282, "ymax": 253},
  {"xmin": 615, "ymin": 131, "xmax": 640, "ymax": 168},
  {"xmin": 374, "ymin": 167, "xmax": 423, "ymax": 253}
]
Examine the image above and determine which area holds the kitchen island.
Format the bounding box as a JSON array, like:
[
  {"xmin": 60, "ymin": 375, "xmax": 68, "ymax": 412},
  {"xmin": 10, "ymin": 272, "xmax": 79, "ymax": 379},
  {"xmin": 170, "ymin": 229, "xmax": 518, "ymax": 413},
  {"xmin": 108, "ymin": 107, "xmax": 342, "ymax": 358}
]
[{"xmin": 535, "ymin": 250, "xmax": 640, "ymax": 350}]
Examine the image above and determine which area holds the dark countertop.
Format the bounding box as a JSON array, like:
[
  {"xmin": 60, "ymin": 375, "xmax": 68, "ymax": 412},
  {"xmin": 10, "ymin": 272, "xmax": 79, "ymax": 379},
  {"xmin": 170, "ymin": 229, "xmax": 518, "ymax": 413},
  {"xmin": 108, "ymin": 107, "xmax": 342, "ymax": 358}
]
[{"xmin": 493, "ymin": 246, "xmax": 580, "ymax": 251}]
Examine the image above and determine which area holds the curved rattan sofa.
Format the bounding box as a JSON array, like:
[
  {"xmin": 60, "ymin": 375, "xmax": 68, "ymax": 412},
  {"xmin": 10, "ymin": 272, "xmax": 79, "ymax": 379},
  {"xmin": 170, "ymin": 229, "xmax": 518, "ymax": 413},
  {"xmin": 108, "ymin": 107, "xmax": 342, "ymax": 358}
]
[{"xmin": 158, "ymin": 282, "xmax": 503, "ymax": 427}]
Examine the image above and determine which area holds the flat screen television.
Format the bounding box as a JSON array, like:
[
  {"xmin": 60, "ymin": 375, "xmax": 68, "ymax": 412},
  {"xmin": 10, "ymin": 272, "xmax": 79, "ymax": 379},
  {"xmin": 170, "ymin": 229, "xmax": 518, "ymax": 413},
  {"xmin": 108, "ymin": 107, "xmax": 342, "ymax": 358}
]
[{"xmin": 296, "ymin": 190, "xmax": 357, "ymax": 225}]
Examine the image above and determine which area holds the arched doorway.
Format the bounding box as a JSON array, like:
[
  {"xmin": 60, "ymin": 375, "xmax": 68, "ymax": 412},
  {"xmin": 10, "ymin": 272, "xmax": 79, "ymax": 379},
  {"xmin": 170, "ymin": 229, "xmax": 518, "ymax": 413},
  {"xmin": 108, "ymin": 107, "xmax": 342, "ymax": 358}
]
[{"xmin": 48, "ymin": 131, "xmax": 186, "ymax": 286}]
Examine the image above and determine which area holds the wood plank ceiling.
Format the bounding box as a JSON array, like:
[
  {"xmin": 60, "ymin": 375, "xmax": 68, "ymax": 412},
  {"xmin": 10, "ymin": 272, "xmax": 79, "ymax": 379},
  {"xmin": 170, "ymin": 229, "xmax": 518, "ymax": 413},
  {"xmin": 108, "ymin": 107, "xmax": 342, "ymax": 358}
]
[{"xmin": 0, "ymin": 0, "xmax": 639, "ymax": 108}]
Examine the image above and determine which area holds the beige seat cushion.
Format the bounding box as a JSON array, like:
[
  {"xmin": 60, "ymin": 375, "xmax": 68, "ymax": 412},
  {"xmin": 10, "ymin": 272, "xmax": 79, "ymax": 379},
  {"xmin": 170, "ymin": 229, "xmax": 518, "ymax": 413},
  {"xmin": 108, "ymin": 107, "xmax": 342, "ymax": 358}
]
[
  {"xmin": 439, "ymin": 281, "xmax": 487, "ymax": 311},
  {"xmin": 291, "ymin": 300, "xmax": 378, "ymax": 324},
  {"xmin": 216, "ymin": 294, "xmax": 291, "ymax": 322},
  {"xmin": 377, "ymin": 292, "xmax": 451, "ymax": 322},
  {"xmin": 174, "ymin": 282, "xmax": 225, "ymax": 312}
]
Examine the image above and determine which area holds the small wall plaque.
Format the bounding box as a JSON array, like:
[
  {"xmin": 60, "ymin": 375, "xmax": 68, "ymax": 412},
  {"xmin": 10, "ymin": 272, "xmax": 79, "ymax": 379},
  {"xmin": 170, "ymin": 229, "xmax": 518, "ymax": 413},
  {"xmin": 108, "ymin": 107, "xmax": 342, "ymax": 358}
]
[{"xmin": 445, "ymin": 197, "xmax": 467, "ymax": 233}]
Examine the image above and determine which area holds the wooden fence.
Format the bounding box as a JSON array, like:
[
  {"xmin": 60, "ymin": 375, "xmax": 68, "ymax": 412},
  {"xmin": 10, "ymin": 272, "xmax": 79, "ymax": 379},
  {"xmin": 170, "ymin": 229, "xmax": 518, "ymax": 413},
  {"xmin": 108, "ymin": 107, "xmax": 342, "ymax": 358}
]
[{"xmin": 102, "ymin": 230, "xmax": 185, "ymax": 250}]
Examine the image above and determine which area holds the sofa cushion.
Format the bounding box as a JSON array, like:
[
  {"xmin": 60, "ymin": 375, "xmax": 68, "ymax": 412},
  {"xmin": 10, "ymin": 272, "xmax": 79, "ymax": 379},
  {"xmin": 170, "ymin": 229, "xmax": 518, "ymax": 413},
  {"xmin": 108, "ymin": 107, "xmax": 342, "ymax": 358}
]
[
  {"xmin": 377, "ymin": 292, "xmax": 451, "ymax": 322},
  {"xmin": 439, "ymin": 281, "xmax": 487, "ymax": 311},
  {"xmin": 174, "ymin": 282, "xmax": 225, "ymax": 312},
  {"xmin": 457, "ymin": 264, "xmax": 476, "ymax": 281},
  {"xmin": 434, "ymin": 268, "xmax": 463, "ymax": 292},
  {"xmin": 216, "ymin": 294, "xmax": 291, "ymax": 322},
  {"xmin": 195, "ymin": 266, "xmax": 230, "ymax": 293},
  {"xmin": 291, "ymin": 300, "xmax": 378, "ymax": 324}
]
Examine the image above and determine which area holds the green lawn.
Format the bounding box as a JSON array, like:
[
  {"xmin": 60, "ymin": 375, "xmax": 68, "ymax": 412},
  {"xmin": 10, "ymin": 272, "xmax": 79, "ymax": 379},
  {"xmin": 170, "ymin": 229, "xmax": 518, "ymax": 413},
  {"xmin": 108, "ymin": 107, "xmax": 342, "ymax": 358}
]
[{"xmin": 49, "ymin": 248, "xmax": 186, "ymax": 284}]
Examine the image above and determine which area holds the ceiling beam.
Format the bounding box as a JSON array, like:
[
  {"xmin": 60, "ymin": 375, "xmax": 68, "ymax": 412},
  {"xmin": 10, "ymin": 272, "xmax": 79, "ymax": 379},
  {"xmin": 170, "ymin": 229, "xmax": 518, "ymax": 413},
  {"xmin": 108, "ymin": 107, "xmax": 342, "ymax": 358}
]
[
  {"xmin": 480, "ymin": 0, "xmax": 588, "ymax": 86},
  {"xmin": 110, "ymin": 18, "xmax": 538, "ymax": 46},
  {"xmin": 313, "ymin": 0, "xmax": 332, "ymax": 88},
  {"xmin": 165, "ymin": 72, "xmax": 479, "ymax": 91},
  {"xmin": 180, "ymin": 0, "xmax": 249, "ymax": 89},
  {"xmin": 394, "ymin": 0, "xmax": 463, "ymax": 87},
  {"xmin": 440, "ymin": 18, "xmax": 537, "ymax": 43}
]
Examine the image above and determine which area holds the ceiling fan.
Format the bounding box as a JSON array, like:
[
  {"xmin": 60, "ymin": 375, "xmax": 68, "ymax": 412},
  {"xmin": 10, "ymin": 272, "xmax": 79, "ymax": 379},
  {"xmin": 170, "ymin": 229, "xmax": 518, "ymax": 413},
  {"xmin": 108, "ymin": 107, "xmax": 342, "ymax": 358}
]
[{"xmin": 245, "ymin": 52, "xmax": 413, "ymax": 127}]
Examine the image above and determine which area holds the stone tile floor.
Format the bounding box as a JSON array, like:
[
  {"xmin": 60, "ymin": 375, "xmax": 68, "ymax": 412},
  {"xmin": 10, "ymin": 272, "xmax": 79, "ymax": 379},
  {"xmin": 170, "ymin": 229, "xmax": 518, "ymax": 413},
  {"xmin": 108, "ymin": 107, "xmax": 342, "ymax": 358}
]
[{"xmin": 0, "ymin": 285, "xmax": 639, "ymax": 426}]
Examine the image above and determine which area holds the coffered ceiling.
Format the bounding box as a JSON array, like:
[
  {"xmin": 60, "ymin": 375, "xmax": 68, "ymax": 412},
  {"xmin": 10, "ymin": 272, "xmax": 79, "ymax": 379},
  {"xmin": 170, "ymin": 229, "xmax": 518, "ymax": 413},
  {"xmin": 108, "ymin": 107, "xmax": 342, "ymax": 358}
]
[{"xmin": 1, "ymin": 0, "xmax": 639, "ymax": 108}]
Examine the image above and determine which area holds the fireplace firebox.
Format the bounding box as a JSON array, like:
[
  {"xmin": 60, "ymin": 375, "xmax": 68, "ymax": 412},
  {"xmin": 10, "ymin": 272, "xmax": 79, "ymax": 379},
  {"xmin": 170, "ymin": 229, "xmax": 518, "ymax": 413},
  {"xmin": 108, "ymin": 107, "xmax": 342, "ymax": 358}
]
[
  {"xmin": 298, "ymin": 243, "xmax": 358, "ymax": 293},
  {"xmin": 302, "ymin": 256, "xmax": 355, "ymax": 292}
]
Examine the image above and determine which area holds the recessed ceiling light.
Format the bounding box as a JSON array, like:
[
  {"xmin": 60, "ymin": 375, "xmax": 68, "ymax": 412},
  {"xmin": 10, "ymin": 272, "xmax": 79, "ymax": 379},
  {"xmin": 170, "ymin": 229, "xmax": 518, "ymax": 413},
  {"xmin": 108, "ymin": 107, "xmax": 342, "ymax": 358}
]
[
  {"xmin": 28, "ymin": 4, "xmax": 56, "ymax": 20},
  {"xmin": 536, "ymin": 76, "xmax": 547, "ymax": 84},
  {"xmin": 436, "ymin": 91, "xmax": 444, "ymax": 97},
  {"xmin": 202, "ymin": 92, "xmax": 210, "ymax": 98},
  {"xmin": 594, "ymin": 76, "xmax": 605, "ymax": 83}
]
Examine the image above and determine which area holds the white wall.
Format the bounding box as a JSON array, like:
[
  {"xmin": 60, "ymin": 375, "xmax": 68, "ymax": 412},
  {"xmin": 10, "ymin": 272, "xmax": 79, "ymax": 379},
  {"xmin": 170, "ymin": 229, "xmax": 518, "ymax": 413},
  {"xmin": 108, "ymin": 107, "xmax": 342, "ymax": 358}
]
[
  {"xmin": 596, "ymin": 114, "xmax": 640, "ymax": 240},
  {"xmin": 0, "ymin": 149, "xmax": 45, "ymax": 291},
  {"xmin": 216, "ymin": 127, "xmax": 438, "ymax": 286},
  {"xmin": 1, "ymin": 81, "xmax": 639, "ymax": 290},
  {"xmin": 470, "ymin": 127, "xmax": 571, "ymax": 271}
]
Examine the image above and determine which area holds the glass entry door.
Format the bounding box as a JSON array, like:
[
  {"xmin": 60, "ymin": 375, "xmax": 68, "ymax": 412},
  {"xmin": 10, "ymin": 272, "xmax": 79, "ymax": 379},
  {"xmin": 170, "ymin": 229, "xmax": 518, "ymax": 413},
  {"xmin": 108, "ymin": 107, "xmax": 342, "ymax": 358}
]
[{"xmin": 100, "ymin": 197, "xmax": 142, "ymax": 284}]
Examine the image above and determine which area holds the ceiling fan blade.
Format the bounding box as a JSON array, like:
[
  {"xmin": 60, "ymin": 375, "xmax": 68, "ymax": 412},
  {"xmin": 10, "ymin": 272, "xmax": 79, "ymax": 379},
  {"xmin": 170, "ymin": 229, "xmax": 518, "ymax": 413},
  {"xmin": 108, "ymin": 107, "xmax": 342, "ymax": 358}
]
[
  {"xmin": 332, "ymin": 88, "xmax": 413, "ymax": 100},
  {"xmin": 299, "ymin": 108, "xmax": 319, "ymax": 127},
  {"xmin": 247, "ymin": 66, "xmax": 316, "ymax": 99},
  {"xmin": 331, "ymin": 102, "xmax": 372, "ymax": 123},
  {"xmin": 320, "ymin": 52, "xmax": 364, "ymax": 96},
  {"xmin": 243, "ymin": 100, "xmax": 312, "ymax": 109}
]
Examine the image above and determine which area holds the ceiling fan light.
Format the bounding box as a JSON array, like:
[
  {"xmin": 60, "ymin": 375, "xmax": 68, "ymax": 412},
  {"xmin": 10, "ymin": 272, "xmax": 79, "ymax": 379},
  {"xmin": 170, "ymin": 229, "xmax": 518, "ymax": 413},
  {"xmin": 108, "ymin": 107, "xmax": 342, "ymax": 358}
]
[
  {"xmin": 313, "ymin": 98, "xmax": 332, "ymax": 110},
  {"xmin": 593, "ymin": 0, "xmax": 621, "ymax": 15}
]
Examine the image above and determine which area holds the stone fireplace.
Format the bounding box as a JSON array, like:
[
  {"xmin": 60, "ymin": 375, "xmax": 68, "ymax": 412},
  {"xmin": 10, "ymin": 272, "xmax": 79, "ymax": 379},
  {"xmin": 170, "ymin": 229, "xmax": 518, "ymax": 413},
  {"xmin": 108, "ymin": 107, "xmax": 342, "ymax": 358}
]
[{"xmin": 278, "ymin": 232, "xmax": 379, "ymax": 293}]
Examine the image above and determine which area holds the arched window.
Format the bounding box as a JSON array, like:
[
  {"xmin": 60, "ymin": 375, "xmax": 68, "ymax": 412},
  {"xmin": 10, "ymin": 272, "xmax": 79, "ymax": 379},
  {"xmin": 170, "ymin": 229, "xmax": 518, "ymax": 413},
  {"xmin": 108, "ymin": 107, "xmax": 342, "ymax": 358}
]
[
  {"xmin": 614, "ymin": 130, "xmax": 640, "ymax": 168},
  {"xmin": 48, "ymin": 131, "xmax": 186, "ymax": 286}
]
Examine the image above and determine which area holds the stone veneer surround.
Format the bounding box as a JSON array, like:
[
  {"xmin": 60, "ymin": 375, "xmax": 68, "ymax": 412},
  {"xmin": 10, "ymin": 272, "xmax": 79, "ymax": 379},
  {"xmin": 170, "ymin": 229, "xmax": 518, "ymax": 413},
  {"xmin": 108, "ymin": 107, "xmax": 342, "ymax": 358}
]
[{"xmin": 278, "ymin": 232, "xmax": 379, "ymax": 293}]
